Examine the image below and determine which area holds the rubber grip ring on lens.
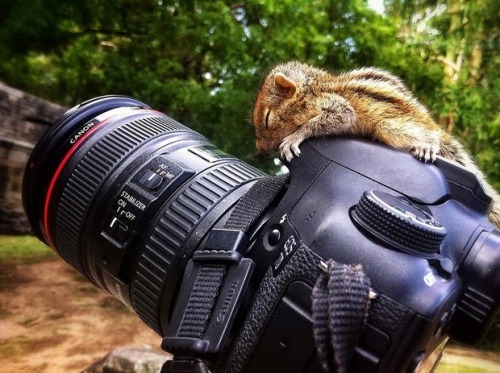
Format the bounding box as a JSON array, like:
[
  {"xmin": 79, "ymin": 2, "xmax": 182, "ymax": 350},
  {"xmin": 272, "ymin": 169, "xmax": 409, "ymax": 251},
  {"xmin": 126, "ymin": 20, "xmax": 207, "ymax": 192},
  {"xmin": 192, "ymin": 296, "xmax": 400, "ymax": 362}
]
[
  {"xmin": 131, "ymin": 162, "xmax": 265, "ymax": 334},
  {"xmin": 54, "ymin": 114, "xmax": 193, "ymax": 275}
]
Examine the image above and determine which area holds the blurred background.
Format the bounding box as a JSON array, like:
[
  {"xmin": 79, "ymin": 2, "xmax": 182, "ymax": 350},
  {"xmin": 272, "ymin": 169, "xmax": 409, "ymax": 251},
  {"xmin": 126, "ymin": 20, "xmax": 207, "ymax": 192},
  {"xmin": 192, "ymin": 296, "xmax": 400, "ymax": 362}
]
[{"xmin": 0, "ymin": 0, "xmax": 498, "ymax": 372}]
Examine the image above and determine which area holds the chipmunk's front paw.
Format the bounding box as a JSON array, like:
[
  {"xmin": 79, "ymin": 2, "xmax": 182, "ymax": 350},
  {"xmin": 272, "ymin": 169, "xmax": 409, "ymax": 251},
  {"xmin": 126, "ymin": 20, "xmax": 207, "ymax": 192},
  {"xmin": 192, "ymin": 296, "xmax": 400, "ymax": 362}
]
[
  {"xmin": 279, "ymin": 133, "xmax": 304, "ymax": 162},
  {"xmin": 411, "ymin": 143, "xmax": 440, "ymax": 163}
]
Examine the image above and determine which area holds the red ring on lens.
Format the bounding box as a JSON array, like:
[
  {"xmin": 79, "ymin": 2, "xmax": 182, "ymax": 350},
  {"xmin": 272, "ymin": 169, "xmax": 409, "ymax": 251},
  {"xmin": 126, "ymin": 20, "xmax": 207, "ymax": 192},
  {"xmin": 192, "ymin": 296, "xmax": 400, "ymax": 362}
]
[{"xmin": 43, "ymin": 118, "xmax": 111, "ymax": 248}]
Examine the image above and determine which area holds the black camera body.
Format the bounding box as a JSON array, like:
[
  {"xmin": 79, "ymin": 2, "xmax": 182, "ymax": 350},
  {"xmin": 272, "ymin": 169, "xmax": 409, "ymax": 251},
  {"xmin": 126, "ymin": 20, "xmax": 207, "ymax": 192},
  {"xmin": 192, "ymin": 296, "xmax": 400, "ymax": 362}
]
[
  {"xmin": 214, "ymin": 137, "xmax": 500, "ymax": 372},
  {"xmin": 22, "ymin": 96, "xmax": 500, "ymax": 373}
]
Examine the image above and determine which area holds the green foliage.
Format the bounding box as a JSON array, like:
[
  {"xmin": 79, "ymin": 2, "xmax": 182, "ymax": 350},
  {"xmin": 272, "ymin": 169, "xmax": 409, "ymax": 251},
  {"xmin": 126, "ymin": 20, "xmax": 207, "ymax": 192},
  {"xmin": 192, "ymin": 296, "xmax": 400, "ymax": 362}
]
[
  {"xmin": 386, "ymin": 0, "xmax": 499, "ymax": 187},
  {"xmin": 436, "ymin": 363, "xmax": 491, "ymax": 373},
  {"xmin": 0, "ymin": 0, "xmax": 429, "ymax": 170},
  {"xmin": 0, "ymin": 235, "xmax": 55, "ymax": 264},
  {"xmin": 0, "ymin": 0, "xmax": 497, "ymax": 177},
  {"xmin": 442, "ymin": 81, "xmax": 500, "ymax": 190}
]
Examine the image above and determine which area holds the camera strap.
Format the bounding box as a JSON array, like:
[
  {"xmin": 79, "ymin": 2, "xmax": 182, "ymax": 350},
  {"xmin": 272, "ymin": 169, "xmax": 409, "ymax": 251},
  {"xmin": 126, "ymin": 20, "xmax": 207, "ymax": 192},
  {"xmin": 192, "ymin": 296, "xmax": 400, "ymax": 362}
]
[
  {"xmin": 161, "ymin": 174, "xmax": 289, "ymax": 373},
  {"xmin": 312, "ymin": 260, "xmax": 372, "ymax": 373}
]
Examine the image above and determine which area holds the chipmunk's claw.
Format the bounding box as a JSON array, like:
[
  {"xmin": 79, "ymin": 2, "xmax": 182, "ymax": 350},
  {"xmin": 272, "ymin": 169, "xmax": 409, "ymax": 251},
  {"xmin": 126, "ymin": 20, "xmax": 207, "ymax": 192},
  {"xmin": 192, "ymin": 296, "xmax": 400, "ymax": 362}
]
[
  {"xmin": 279, "ymin": 134, "xmax": 303, "ymax": 162},
  {"xmin": 411, "ymin": 143, "xmax": 439, "ymax": 163}
]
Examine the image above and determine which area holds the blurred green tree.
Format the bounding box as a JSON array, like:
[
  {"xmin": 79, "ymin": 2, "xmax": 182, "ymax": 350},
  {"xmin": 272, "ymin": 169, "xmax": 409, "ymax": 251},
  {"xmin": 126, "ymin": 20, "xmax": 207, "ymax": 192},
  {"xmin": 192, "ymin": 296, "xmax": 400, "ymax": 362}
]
[
  {"xmin": 0, "ymin": 0, "xmax": 497, "ymax": 182},
  {"xmin": 385, "ymin": 0, "xmax": 499, "ymax": 189},
  {"xmin": 0, "ymin": 0, "xmax": 438, "ymax": 168}
]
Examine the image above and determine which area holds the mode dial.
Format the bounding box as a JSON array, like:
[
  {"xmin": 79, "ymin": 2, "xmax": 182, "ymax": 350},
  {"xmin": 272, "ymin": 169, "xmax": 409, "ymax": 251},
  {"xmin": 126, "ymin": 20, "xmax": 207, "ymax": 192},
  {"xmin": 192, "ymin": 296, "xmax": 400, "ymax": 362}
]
[{"xmin": 351, "ymin": 190, "xmax": 446, "ymax": 255}]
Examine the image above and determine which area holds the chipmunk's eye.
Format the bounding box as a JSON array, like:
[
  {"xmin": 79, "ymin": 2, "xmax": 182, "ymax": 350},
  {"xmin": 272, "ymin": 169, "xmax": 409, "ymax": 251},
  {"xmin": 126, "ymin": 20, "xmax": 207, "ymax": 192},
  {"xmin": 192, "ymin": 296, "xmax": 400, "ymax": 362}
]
[{"xmin": 265, "ymin": 110, "xmax": 271, "ymax": 129}]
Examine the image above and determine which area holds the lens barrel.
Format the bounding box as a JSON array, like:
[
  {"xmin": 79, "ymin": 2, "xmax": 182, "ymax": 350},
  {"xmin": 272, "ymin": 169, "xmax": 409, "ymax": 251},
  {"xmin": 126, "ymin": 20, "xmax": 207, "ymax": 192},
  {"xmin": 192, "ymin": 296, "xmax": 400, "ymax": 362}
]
[
  {"xmin": 23, "ymin": 96, "xmax": 266, "ymax": 334},
  {"xmin": 23, "ymin": 95, "xmax": 151, "ymax": 245}
]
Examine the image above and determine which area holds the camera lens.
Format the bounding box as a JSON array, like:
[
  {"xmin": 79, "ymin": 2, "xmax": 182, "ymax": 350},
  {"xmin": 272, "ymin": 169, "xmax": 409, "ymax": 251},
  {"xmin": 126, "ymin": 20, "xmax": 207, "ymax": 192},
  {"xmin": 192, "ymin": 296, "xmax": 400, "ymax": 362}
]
[{"xmin": 23, "ymin": 96, "xmax": 266, "ymax": 335}]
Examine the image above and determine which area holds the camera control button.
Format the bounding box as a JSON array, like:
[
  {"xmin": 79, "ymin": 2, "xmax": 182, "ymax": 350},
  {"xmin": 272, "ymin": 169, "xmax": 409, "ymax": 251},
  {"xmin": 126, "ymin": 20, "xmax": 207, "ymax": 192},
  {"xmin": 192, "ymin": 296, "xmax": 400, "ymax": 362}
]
[
  {"xmin": 106, "ymin": 216, "xmax": 130, "ymax": 243},
  {"xmin": 138, "ymin": 156, "xmax": 193, "ymax": 193},
  {"xmin": 138, "ymin": 169, "xmax": 163, "ymax": 190},
  {"xmin": 268, "ymin": 228, "xmax": 282, "ymax": 246}
]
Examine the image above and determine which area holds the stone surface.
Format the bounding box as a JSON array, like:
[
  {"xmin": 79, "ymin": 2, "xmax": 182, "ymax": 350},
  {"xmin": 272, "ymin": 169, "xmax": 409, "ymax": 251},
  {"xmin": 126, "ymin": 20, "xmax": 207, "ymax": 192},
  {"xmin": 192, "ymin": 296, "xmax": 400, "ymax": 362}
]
[
  {"xmin": 83, "ymin": 346, "xmax": 171, "ymax": 373},
  {"xmin": 0, "ymin": 83, "xmax": 67, "ymax": 234}
]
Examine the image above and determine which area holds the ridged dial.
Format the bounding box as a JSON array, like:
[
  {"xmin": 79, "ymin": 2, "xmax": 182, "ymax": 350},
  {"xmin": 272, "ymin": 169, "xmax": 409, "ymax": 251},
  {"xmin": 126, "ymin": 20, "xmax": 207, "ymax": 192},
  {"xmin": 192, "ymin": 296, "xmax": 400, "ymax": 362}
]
[{"xmin": 351, "ymin": 190, "xmax": 447, "ymax": 255}]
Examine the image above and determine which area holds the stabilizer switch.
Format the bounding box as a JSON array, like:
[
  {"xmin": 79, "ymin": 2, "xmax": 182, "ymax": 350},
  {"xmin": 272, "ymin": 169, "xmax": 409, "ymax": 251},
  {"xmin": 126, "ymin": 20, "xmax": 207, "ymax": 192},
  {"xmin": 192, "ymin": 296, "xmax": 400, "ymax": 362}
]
[
  {"xmin": 107, "ymin": 216, "xmax": 130, "ymax": 243},
  {"xmin": 351, "ymin": 190, "xmax": 447, "ymax": 255}
]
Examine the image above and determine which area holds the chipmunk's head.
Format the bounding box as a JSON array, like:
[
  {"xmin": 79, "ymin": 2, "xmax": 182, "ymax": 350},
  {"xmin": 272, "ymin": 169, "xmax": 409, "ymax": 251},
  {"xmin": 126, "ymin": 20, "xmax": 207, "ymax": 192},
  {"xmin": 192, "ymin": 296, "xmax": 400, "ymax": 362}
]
[{"xmin": 253, "ymin": 61, "xmax": 318, "ymax": 154}]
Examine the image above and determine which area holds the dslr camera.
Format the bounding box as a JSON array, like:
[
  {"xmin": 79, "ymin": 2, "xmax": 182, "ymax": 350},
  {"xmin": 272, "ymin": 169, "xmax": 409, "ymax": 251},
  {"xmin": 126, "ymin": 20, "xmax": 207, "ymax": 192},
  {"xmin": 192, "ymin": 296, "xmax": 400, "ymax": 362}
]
[{"xmin": 23, "ymin": 96, "xmax": 500, "ymax": 372}]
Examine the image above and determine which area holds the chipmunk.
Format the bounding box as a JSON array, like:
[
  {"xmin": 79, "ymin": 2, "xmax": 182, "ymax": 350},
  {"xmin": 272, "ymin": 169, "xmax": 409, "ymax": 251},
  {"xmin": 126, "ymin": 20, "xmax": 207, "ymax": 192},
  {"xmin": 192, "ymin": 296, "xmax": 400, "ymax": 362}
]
[{"xmin": 252, "ymin": 61, "xmax": 500, "ymax": 228}]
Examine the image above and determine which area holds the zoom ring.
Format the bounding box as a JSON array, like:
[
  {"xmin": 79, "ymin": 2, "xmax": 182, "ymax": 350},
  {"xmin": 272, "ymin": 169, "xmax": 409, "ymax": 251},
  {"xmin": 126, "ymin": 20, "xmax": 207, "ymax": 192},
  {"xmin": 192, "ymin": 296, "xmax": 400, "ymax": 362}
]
[
  {"xmin": 131, "ymin": 162, "xmax": 265, "ymax": 334},
  {"xmin": 55, "ymin": 115, "xmax": 193, "ymax": 275}
]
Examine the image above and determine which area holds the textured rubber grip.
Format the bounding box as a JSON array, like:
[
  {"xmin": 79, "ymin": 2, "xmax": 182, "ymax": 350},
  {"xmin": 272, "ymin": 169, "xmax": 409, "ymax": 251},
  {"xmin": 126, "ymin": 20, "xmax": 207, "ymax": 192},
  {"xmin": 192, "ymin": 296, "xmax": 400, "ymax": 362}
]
[
  {"xmin": 352, "ymin": 192, "xmax": 446, "ymax": 255},
  {"xmin": 55, "ymin": 115, "xmax": 192, "ymax": 275},
  {"xmin": 131, "ymin": 162, "xmax": 265, "ymax": 334}
]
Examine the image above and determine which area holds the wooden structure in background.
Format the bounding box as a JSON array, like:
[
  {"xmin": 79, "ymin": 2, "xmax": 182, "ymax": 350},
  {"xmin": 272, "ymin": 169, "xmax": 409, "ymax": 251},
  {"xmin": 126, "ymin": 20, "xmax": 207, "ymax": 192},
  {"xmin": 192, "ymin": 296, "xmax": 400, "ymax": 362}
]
[{"xmin": 0, "ymin": 83, "xmax": 67, "ymax": 233}]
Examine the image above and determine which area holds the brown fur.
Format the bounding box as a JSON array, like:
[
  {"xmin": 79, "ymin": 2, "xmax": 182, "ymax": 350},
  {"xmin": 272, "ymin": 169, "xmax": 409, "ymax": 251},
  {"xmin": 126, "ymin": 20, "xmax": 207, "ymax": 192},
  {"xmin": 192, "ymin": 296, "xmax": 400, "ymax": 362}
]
[{"xmin": 252, "ymin": 61, "xmax": 500, "ymax": 228}]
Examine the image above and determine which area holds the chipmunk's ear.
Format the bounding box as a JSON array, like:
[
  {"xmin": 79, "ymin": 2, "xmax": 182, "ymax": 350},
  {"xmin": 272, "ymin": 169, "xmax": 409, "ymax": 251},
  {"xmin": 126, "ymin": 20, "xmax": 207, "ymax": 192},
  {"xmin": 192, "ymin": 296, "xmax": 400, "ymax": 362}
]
[{"xmin": 274, "ymin": 73, "xmax": 297, "ymax": 99}]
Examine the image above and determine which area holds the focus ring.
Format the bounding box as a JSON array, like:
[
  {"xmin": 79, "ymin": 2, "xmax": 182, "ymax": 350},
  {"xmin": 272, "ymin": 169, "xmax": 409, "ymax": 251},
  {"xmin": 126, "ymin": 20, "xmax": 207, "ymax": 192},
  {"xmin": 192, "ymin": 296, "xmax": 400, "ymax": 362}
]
[
  {"xmin": 132, "ymin": 162, "xmax": 265, "ymax": 334},
  {"xmin": 55, "ymin": 115, "xmax": 193, "ymax": 275}
]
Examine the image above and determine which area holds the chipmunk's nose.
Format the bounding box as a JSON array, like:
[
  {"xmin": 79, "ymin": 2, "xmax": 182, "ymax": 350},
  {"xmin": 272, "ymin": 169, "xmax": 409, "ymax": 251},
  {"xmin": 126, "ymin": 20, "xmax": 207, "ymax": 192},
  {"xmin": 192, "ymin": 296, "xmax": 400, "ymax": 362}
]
[
  {"xmin": 256, "ymin": 138, "xmax": 273, "ymax": 154},
  {"xmin": 255, "ymin": 139, "xmax": 266, "ymax": 153}
]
